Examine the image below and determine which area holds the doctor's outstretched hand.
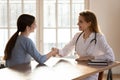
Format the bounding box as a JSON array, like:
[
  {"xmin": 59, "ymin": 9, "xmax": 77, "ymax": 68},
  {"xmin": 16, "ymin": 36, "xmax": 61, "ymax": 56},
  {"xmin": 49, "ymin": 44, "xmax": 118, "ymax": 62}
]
[
  {"xmin": 50, "ymin": 48, "xmax": 58, "ymax": 57},
  {"xmin": 51, "ymin": 47, "xmax": 61, "ymax": 57}
]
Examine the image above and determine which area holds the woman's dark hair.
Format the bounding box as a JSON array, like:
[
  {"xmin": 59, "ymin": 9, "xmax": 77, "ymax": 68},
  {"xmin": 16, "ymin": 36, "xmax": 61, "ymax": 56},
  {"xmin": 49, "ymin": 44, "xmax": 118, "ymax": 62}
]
[{"xmin": 4, "ymin": 14, "xmax": 35, "ymax": 60}]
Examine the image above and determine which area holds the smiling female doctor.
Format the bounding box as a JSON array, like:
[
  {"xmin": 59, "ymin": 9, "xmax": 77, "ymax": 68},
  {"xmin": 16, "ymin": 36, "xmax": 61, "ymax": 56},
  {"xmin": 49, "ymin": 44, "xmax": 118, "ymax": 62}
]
[{"xmin": 52, "ymin": 10, "xmax": 115, "ymax": 80}]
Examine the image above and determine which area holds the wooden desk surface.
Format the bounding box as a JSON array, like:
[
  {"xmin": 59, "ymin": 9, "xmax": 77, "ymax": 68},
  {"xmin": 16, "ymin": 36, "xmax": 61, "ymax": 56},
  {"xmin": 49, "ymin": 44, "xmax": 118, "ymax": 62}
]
[{"xmin": 0, "ymin": 57, "xmax": 120, "ymax": 80}]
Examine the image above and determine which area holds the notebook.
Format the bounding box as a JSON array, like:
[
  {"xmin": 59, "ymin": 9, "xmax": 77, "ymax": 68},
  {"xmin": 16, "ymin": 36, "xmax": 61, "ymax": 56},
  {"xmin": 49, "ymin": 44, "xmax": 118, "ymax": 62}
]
[{"xmin": 88, "ymin": 59, "xmax": 112, "ymax": 66}]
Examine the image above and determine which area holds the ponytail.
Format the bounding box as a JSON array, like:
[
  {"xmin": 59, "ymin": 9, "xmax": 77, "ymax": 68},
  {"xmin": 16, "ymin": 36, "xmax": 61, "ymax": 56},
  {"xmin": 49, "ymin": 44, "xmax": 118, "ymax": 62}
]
[{"xmin": 4, "ymin": 31, "xmax": 19, "ymax": 60}]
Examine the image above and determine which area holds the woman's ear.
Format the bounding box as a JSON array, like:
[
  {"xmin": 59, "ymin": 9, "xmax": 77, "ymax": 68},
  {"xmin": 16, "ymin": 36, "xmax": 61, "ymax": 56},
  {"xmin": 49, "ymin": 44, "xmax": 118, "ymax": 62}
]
[
  {"xmin": 26, "ymin": 26, "xmax": 30, "ymax": 32},
  {"xmin": 88, "ymin": 21, "xmax": 91, "ymax": 27}
]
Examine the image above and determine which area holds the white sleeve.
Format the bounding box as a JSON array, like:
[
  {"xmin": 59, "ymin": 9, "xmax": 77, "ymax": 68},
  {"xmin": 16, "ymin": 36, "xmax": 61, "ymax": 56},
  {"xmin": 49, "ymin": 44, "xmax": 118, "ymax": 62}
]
[
  {"xmin": 95, "ymin": 34, "xmax": 115, "ymax": 61},
  {"xmin": 59, "ymin": 32, "xmax": 80, "ymax": 56}
]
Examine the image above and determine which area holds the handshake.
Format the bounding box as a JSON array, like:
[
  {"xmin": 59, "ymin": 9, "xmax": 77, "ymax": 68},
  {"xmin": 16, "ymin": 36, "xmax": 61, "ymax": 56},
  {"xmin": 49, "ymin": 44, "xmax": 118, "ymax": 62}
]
[{"xmin": 49, "ymin": 47, "xmax": 59, "ymax": 57}]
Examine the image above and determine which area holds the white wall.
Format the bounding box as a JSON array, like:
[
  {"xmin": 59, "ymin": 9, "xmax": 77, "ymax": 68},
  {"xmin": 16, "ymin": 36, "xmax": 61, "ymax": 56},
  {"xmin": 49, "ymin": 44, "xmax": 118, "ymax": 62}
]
[{"xmin": 89, "ymin": 0, "xmax": 120, "ymax": 74}]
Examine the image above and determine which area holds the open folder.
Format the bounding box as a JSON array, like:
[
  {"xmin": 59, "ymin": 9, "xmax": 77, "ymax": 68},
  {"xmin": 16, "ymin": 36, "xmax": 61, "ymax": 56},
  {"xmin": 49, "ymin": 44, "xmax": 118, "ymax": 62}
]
[{"xmin": 88, "ymin": 59, "xmax": 112, "ymax": 66}]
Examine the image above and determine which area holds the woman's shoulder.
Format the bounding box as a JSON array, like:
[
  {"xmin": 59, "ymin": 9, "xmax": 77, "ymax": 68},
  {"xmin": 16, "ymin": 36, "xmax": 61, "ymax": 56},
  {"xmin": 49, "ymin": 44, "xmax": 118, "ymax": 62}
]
[
  {"xmin": 18, "ymin": 35, "xmax": 33, "ymax": 43},
  {"xmin": 18, "ymin": 35, "xmax": 31, "ymax": 40},
  {"xmin": 96, "ymin": 33, "xmax": 106, "ymax": 41},
  {"xmin": 96, "ymin": 32, "xmax": 105, "ymax": 38}
]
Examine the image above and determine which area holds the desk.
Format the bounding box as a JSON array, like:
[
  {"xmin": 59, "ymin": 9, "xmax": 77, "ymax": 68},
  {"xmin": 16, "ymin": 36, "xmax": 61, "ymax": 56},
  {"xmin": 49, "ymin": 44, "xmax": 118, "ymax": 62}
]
[{"xmin": 0, "ymin": 57, "xmax": 120, "ymax": 80}]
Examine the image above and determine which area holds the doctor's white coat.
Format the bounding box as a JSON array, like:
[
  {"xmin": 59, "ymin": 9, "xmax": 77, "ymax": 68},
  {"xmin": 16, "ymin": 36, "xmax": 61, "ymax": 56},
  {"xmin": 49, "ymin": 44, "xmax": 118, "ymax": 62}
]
[{"xmin": 59, "ymin": 32, "xmax": 115, "ymax": 80}]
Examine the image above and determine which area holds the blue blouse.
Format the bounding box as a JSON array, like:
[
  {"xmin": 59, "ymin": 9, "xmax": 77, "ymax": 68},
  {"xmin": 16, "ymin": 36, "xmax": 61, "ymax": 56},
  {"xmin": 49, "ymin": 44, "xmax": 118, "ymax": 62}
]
[{"xmin": 6, "ymin": 35, "xmax": 47, "ymax": 67}]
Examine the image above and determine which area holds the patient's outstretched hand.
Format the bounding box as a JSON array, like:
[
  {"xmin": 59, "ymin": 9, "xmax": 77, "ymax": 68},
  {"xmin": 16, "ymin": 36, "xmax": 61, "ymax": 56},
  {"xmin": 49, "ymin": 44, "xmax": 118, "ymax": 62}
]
[
  {"xmin": 51, "ymin": 47, "xmax": 62, "ymax": 57},
  {"xmin": 51, "ymin": 48, "xmax": 58, "ymax": 57}
]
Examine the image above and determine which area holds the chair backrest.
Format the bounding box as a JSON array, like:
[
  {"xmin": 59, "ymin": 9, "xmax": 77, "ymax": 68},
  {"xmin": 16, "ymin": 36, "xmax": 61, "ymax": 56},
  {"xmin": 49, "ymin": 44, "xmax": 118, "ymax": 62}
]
[
  {"xmin": 0, "ymin": 58, "xmax": 6, "ymax": 69},
  {"xmin": 98, "ymin": 72, "xmax": 104, "ymax": 80}
]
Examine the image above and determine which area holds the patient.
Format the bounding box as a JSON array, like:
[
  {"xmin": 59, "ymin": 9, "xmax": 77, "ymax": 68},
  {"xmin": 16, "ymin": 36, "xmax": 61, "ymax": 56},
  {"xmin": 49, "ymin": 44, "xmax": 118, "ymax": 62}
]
[{"xmin": 3, "ymin": 14, "xmax": 57, "ymax": 67}]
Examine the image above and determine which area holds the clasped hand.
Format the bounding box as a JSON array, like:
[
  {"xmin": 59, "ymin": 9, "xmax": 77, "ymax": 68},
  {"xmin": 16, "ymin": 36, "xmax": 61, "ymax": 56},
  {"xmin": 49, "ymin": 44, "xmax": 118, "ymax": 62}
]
[{"xmin": 51, "ymin": 47, "xmax": 61, "ymax": 57}]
